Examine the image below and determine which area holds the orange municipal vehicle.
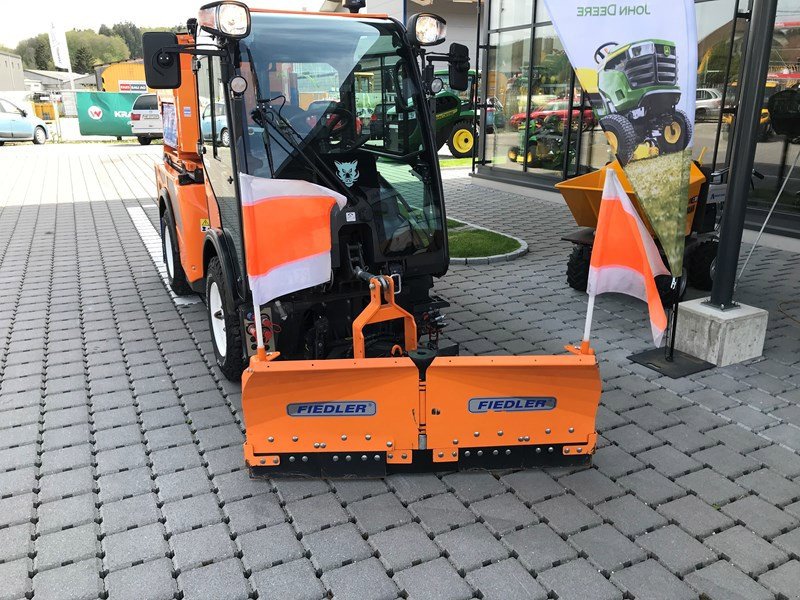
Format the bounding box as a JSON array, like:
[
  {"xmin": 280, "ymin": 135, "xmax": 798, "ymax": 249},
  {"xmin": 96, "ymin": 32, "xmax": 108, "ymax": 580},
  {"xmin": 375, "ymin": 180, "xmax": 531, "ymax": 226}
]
[{"xmin": 144, "ymin": 0, "xmax": 602, "ymax": 477}]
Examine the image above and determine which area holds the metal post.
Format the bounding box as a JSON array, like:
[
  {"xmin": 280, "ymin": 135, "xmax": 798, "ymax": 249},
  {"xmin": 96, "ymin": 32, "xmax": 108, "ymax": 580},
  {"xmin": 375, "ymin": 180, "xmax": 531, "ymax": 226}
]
[{"xmin": 709, "ymin": 0, "xmax": 778, "ymax": 309}]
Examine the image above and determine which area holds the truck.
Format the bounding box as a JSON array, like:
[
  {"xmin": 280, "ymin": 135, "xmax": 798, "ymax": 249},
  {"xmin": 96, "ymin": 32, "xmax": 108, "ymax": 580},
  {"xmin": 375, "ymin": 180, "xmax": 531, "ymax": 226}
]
[{"xmin": 143, "ymin": 0, "xmax": 601, "ymax": 477}]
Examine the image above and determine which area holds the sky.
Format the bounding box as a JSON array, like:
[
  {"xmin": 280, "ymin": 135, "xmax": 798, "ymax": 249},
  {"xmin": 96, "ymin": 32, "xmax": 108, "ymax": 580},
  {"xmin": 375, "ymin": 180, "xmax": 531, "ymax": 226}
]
[{"xmin": 1, "ymin": 0, "xmax": 325, "ymax": 48}]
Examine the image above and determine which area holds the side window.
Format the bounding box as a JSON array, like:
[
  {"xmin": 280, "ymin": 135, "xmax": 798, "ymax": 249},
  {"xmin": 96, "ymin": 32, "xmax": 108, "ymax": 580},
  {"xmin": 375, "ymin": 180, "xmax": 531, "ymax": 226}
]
[{"xmin": 0, "ymin": 100, "xmax": 10, "ymax": 113}]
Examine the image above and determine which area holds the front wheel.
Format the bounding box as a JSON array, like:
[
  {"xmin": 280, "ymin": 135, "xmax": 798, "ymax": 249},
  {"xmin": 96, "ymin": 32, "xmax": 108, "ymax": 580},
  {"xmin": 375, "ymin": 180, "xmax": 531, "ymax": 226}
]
[
  {"xmin": 33, "ymin": 126, "xmax": 47, "ymax": 145},
  {"xmin": 600, "ymin": 114, "xmax": 637, "ymax": 165},
  {"xmin": 447, "ymin": 121, "xmax": 475, "ymax": 158},
  {"xmin": 658, "ymin": 109, "xmax": 692, "ymax": 154},
  {"xmin": 220, "ymin": 128, "xmax": 230, "ymax": 147},
  {"xmin": 137, "ymin": 136, "xmax": 152, "ymax": 146},
  {"xmin": 206, "ymin": 257, "xmax": 244, "ymax": 381},
  {"xmin": 567, "ymin": 244, "xmax": 591, "ymax": 292}
]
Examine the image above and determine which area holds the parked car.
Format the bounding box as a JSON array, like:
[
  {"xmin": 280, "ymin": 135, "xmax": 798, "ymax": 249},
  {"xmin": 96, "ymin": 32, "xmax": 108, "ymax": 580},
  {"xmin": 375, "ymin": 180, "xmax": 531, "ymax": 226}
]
[
  {"xmin": 129, "ymin": 93, "xmax": 162, "ymax": 145},
  {"xmin": 509, "ymin": 99, "xmax": 595, "ymax": 130},
  {"xmin": 696, "ymin": 88, "xmax": 723, "ymax": 121},
  {"xmin": 485, "ymin": 97, "xmax": 506, "ymax": 132},
  {"xmin": 0, "ymin": 98, "xmax": 49, "ymax": 145},
  {"xmin": 200, "ymin": 102, "xmax": 232, "ymax": 146}
]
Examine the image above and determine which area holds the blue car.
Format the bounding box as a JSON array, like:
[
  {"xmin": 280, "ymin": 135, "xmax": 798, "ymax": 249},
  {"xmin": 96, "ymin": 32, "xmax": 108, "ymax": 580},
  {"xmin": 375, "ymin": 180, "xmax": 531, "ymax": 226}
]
[
  {"xmin": 0, "ymin": 98, "xmax": 49, "ymax": 145},
  {"xmin": 200, "ymin": 102, "xmax": 230, "ymax": 146}
]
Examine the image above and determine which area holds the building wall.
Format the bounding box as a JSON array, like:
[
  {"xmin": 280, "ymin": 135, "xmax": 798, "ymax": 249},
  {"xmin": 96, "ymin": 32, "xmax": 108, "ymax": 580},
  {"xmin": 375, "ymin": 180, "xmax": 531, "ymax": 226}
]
[{"xmin": 0, "ymin": 52, "xmax": 25, "ymax": 91}]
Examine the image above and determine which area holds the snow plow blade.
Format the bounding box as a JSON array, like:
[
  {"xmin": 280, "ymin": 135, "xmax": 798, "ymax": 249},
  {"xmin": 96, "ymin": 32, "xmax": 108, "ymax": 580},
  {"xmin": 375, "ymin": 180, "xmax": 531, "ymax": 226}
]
[{"xmin": 241, "ymin": 351, "xmax": 601, "ymax": 477}]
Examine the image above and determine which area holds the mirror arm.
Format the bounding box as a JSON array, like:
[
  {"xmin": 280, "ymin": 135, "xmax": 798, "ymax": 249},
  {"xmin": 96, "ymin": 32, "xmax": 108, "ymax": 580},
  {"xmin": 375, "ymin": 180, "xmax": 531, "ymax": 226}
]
[{"xmin": 158, "ymin": 43, "xmax": 227, "ymax": 58}]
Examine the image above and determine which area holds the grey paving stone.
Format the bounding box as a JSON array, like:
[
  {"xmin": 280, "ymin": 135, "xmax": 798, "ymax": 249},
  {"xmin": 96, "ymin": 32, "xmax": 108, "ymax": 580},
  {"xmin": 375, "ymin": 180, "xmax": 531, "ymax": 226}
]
[
  {"xmin": 251, "ymin": 558, "xmax": 326, "ymax": 600},
  {"xmin": 694, "ymin": 444, "xmax": 761, "ymax": 478},
  {"xmin": 500, "ymin": 469, "xmax": 564, "ymax": 504},
  {"xmin": 774, "ymin": 527, "xmax": 800, "ymax": 558},
  {"xmin": 408, "ymin": 492, "xmax": 476, "ymax": 535},
  {"xmin": 370, "ymin": 522, "xmax": 440, "ymax": 571},
  {"xmin": 0, "ymin": 468, "xmax": 37, "ymax": 503},
  {"xmin": 37, "ymin": 493, "xmax": 97, "ymax": 535},
  {"xmin": 538, "ymin": 558, "xmax": 622, "ymax": 600},
  {"xmin": 472, "ymin": 492, "xmax": 537, "ymax": 535},
  {"xmin": 386, "ymin": 473, "xmax": 446, "ymax": 503},
  {"xmin": 685, "ymin": 560, "xmax": 773, "ymax": 600},
  {"xmin": 332, "ymin": 478, "xmax": 388, "ymax": 503},
  {"xmin": 750, "ymin": 444, "xmax": 800, "ymax": 479},
  {"xmin": 641, "ymin": 388, "xmax": 690, "ymax": 412},
  {"xmin": 465, "ymin": 558, "xmax": 547, "ymax": 600},
  {"xmin": 569, "ymin": 524, "xmax": 647, "ymax": 575},
  {"xmin": 38, "ymin": 444, "xmax": 92, "ymax": 476},
  {"xmin": 657, "ymin": 494, "xmax": 734, "ymax": 539},
  {"xmin": 704, "ymin": 525, "xmax": 788, "ymax": 576},
  {"xmin": 322, "ymin": 557, "xmax": 398, "ymax": 600},
  {"xmin": 0, "ymin": 422, "xmax": 39, "ymax": 450},
  {"xmin": 654, "ymin": 423, "xmax": 712, "ymax": 454},
  {"xmin": 442, "ymin": 471, "xmax": 505, "ymax": 502},
  {"xmin": 41, "ymin": 422, "xmax": 91, "ymax": 452},
  {"xmin": 596, "ymin": 405, "xmax": 628, "ymax": 431},
  {"xmin": 722, "ymin": 495, "xmax": 799, "ymax": 539},
  {"xmin": 0, "ymin": 558, "xmax": 31, "ymax": 600},
  {"xmin": 672, "ymin": 404, "xmax": 727, "ymax": 432},
  {"xmin": 155, "ymin": 466, "xmax": 213, "ymax": 502},
  {"xmin": 559, "ymin": 468, "xmax": 626, "ymax": 506},
  {"xmin": 144, "ymin": 423, "xmax": 194, "ymax": 451},
  {"xmin": 758, "ymin": 559, "xmax": 800, "ymax": 599},
  {"xmin": 636, "ymin": 524, "xmax": 717, "ymax": 575},
  {"xmin": 737, "ymin": 468, "xmax": 800, "ymax": 507},
  {"xmin": 149, "ymin": 444, "xmax": 203, "ymax": 476},
  {"xmin": 762, "ymin": 424, "xmax": 800, "ymax": 452},
  {"xmin": 99, "ymin": 492, "xmax": 161, "ymax": 535},
  {"xmin": 94, "ymin": 424, "xmax": 141, "ymax": 452},
  {"xmin": 92, "ymin": 405, "xmax": 138, "ymax": 430},
  {"xmin": 213, "ymin": 469, "xmax": 272, "ymax": 503},
  {"xmin": 532, "ymin": 493, "xmax": 602, "ymax": 536},
  {"xmin": 503, "ymin": 523, "xmax": 578, "ymax": 572},
  {"xmin": 162, "ymin": 492, "xmax": 223, "ymax": 534},
  {"xmin": 285, "ymin": 492, "xmax": 348, "ymax": 535},
  {"xmin": 97, "ymin": 466, "xmax": 155, "ymax": 503},
  {"xmin": 32, "ymin": 558, "xmax": 104, "ymax": 600},
  {"xmin": 623, "ymin": 404, "xmax": 680, "ymax": 432},
  {"xmin": 35, "ymin": 522, "xmax": 99, "ymax": 572},
  {"xmin": 617, "ymin": 468, "xmax": 686, "ymax": 506},
  {"xmin": 102, "ymin": 522, "xmax": 169, "ymax": 572},
  {"xmin": 272, "ymin": 478, "xmax": 330, "ymax": 503},
  {"xmin": 709, "ymin": 424, "xmax": 772, "ymax": 453},
  {"xmin": 171, "ymin": 523, "xmax": 236, "ymax": 572},
  {"xmin": 610, "ymin": 558, "xmax": 696, "ymax": 600},
  {"xmin": 435, "ymin": 522, "xmax": 508, "ymax": 572},
  {"xmin": 347, "ymin": 492, "xmax": 412, "ymax": 535},
  {"xmin": 594, "ymin": 494, "xmax": 668, "ymax": 537},
  {"xmin": 592, "ymin": 444, "xmax": 646, "ymax": 479},
  {"xmin": 0, "ymin": 522, "xmax": 33, "ymax": 563},
  {"xmin": 303, "ymin": 522, "xmax": 372, "ymax": 571},
  {"xmin": 722, "ymin": 405, "xmax": 780, "ymax": 430},
  {"xmin": 0, "ymin": 443, "xmax": 38, "ymax": 473},
  {"xmin": 177, "ymin": 558, "xmax": 249, "ymax": 600},
  {"xmin": 0, "ymin": 492, "xmax": 36, "ymax": 528},
  {"xmin": 238, "ymin": 522, "xmax": 304, "ymax": 572},
  {"xmin": 676, "ymin": 468, "xmax": 747, "ymax": 506},
  {"xmin": 605, "ymin": 423, "xmax": 661, "ymax": 453},
  {"xmin": 638, "ymin": 444, "xmax": 702, "ymax": 478},
  {"xmin": 105, "ymin": 558, "xmax": 176, "ymax": 600},
  {"xmin": 95, "ymin": 444, "xmax": 149, "ymax": 476},
  {"xmin": 393, "ymin": 557, "xmax": 474, "ymax": 600}
]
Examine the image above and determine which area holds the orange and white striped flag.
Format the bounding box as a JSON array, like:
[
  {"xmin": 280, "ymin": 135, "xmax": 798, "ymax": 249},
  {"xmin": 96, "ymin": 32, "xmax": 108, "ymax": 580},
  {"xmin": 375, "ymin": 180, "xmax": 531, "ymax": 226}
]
[
  {"xmin": 583, "ymin": 169, "xmax": 670, "ymax": 346},
  {"xmin": 238, "ymin": 174, "xmax": 347, "ymax": 309}
]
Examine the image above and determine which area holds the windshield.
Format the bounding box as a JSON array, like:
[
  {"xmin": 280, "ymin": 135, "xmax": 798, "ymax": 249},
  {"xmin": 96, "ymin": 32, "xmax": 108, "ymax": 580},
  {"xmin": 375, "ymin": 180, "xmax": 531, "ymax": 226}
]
[{"xmin": 238, "ymin": 12, "xmax": 442, "ymax": 258}]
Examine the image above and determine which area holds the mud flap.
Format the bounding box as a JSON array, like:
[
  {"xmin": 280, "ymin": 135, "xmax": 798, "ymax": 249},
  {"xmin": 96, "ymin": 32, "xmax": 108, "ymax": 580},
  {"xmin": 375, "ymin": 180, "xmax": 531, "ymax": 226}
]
[
  {"xmin": 424, "ymin": 355, "xmax": 601, "ymax": 467},
  {"xmin": 242, "ymin": 355, "xmax": 421, "ymax": 477}
]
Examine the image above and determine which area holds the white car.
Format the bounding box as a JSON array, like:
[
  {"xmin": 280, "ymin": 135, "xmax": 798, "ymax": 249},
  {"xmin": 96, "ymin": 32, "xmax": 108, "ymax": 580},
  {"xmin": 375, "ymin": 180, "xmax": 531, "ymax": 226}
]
[
  {"xmin": 696, "ymin": 88, "xmax": 723, "ymax": 122},
  {"xmin": 129, "ymin": 93, "xmax": 162, "ymax": 145}
]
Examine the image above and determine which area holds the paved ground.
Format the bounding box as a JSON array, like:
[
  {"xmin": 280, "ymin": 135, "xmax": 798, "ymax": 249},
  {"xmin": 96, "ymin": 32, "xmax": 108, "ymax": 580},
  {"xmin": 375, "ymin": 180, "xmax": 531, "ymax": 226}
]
[{"xmin": 1, "ymin": 143, "xmax": 799, "ymax": 600}]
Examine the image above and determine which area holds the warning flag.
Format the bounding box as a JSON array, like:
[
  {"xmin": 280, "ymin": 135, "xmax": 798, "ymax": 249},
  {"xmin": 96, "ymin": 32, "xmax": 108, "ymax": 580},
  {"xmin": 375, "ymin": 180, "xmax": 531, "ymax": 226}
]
[
  {"xmin": 238, "ymin": 174, "xmax": 346, "ymax": 308},
  {"xmin": 587, "ymin": 170, "xmax": 670, "ymax": 346}
]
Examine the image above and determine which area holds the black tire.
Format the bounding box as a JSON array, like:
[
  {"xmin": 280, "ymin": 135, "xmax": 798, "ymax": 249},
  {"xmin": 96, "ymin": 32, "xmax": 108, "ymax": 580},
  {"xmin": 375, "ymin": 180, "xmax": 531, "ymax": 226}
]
[
  {"xmin": 160, "ymin": 210, "xmax": 192, "ymax": 296},
  {"xmin": 206, "ymin": 257, "xmax": 244, "ymax": 381},
  {"xmin": 567, "ymin": 244, "xmax": 591, "ymax": 292},
  {"xmin": 447, "ymin": 120, "xmax": 475, "ymax": 158},
  {"xmin": 0, "ymin": 141, "xmax": 5, "ymax": 146},
  {"xmin": 600, "ymin": 113, "xmax": 637, "ymax": 165},
  {"xmin": 220, "ymin": 128, "xmax": 230, "ymax": 147},
  {"xmin": 658, "ymin": 109, "xmax": 692, "ymax": 154},
  {"xmin": 687, "ymin": 240, "xmax": 718, "ymax": 291},
  {"xmin": 695, "ymin": 108, "xmax": 707, "ymax": 123},
  {"xmin": 33, "ymin": 126, "xmax": 47, "ymax": 145},
  {"xmin": 138, "ymin": 136, "xmax": 152, "ymax": 146},
  {"xmin": 507, "ymin": 146, "xmax": 520, "ymax": 162}
]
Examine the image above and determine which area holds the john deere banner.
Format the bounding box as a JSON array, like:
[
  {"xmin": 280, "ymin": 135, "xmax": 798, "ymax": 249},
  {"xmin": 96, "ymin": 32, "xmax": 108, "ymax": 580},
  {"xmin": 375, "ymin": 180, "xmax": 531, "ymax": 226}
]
[
  {"xmin": 76, "ymin": 92, "xmax": 140, "ymax": 137},
  {"xmin": 543, "ymin": 0, "xmax": 697, "ymax": 276}
]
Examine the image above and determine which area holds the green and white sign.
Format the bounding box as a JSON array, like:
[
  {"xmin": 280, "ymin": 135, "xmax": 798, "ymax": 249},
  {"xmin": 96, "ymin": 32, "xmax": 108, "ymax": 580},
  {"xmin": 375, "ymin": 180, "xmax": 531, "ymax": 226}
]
[
  {"xmin": 76, "ymin": 92, "xmax": 140, "ymax": 137},
  {"xmin": 543, "ymin": 0, "xmax": 698, "ymax": 276}
]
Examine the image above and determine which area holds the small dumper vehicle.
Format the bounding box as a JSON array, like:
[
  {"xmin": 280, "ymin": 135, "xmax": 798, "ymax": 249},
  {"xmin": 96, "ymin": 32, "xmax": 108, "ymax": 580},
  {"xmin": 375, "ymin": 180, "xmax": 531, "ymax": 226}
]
[{"xmin": 143, "ymin": 0, "xmax": 601, "ymax": 477}]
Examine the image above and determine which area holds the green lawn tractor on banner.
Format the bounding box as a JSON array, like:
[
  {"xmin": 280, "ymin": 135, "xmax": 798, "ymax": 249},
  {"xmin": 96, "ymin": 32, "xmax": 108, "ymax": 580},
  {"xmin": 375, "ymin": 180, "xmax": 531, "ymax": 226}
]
[{"xmin": 582, "ymin": 39, "xmax": 692, "ymax": 165}]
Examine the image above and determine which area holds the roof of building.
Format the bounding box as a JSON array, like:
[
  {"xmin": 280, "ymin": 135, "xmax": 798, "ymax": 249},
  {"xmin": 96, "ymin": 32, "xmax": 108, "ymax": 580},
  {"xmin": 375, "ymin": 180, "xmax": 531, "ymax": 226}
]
[
  {"xmin": 23, "ymin": 69, "xmax": 91, "ymax": 82},
  {"xmin": 0, "ymin": 49, "xmax": 22, "ymax": 59}
]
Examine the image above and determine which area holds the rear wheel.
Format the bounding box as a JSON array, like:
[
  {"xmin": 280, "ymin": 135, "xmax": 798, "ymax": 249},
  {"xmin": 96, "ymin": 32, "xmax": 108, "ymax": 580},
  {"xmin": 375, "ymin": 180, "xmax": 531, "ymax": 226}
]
[
  {"xmin": 687, "ymin": 240, "xmax": 718, "ymax": 290},
  {"xmin": 220, "ymin": 128, "xmax": 230, "ymax": 147},
  {"xmin": 161, "ymin": 210, "xmax": 192, "ymax": 295},
  {"xmin": 600, "ymin": 114, "xmax": 637, "ymax": 165},
  {"xmin": 137, "ymin": 136, "xmax": 152, "ymax": 146},
  {"xmin": 206, "ymin": 257, "xmax": 244, "ymax": 381},
  {"xmin": 447, "ymin": 121, "xmax": 475, "ymax": 158},
  {"xmin": 658, "ymin": 109, "xmax": 692, "ymax": 154},
  {"xmin": 33, "ymin": 126, "xmax": 47, "ymax": 145},
  {"xmin": 507, "ymin": 146, "xmax": 519, "ymax": 162},
  {"xmin": 567, "ymin": 244, "xmax": 591, "ymax": 292}
]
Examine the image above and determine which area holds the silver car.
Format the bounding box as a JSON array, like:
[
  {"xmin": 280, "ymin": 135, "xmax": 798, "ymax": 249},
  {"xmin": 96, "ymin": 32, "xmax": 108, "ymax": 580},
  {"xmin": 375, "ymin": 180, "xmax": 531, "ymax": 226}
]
[
  {"xmin": 696, "ymin": 88, "xmax": 723, "ymax": 122},
  {"xmin": 0, "ymin": 98, "xmax": 49, "ymax": 145}
]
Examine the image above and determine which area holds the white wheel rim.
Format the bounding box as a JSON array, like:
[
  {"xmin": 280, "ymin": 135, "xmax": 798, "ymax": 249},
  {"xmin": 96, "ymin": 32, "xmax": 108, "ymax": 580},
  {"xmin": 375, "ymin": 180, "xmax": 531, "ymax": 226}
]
[
  {"xmin": 222, "ymin": 130, "xmax": 229, "ymax": 146},
  {"xmin": 35, "ymin": 128, "xmax": 45, "ymax": 143},
  {"xmin": 209, "ymin": 282, "xmax": 227, "ymax": 357},
  {"xmin": 163, "ymin": 226, "xmax": 174, "ymax": 279}
]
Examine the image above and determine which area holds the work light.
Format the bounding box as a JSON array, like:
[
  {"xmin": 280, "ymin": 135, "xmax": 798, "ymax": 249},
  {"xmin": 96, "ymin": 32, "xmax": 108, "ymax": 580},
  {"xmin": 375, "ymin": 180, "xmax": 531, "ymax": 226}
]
[
  {"xmin": 407, "ymin": 13, "xmax": 446, "ymax": 46},
  {"xmin": 198, "ymin": 1, "xmax": 251, "ymax": 39},
  {"xmin": 629, "ymin": 41, "xmax": 655, "ymax": 59}
]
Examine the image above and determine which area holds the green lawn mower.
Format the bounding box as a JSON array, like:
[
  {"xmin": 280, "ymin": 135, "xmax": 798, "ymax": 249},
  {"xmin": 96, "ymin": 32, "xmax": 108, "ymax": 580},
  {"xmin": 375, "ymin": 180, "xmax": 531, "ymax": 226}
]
[
  {"xmin": 585, "ymin": 39, "xmax": 692, "ymax": 164},
  {"xmin": 507, "ymin": 114, "xmax": 576, "ymax": 169}
]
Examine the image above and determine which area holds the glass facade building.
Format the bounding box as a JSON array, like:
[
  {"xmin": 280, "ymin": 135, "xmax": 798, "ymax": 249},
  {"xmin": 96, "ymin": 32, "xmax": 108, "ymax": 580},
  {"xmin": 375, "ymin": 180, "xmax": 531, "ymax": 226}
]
[{"xmin": 477, "ymin": 0, "xmax": 800, "ymax": 237}]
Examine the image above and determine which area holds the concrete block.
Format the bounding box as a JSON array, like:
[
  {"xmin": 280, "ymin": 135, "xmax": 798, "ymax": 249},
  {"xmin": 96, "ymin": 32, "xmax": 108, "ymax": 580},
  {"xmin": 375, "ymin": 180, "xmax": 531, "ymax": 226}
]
[
  {"xmin": 369, "ymin": 522, "xmax": 440, "ymax": 572},
  {"xmin": 177, "ymin": 558, "xmax": 249, "ymax": 600},
  {"xmin": 685, "ymin": 561, "xmax": 773, "ymax": 600},
  {"xmin": 503, "ymin": 523, "xmax": 578, "ymax": 572},
  {"xmin": 321, "ymin": 557, "xmax": 398, "ymax": 600},
  {"xmin": 251, "ymin": 559, "xmax": 325, "ymax": 600},
  {"xmin": 303, "ymin": 523, "xmax": 372, "ymax": 571},
  {"xmin": 435, "ymin": 522, "xmax": 509, "ymax": 572},
  {"xmin": 408, "ymin": 493, "xmax": 476, "ymax": 535},
  {"xmin": 393, "ymin": 557, "xmax": 473, "ymax": 600},
  {"xmin": 465, "ymin": 558, "xmax": 547, "ymax": 600},
  {"xmin": 675, "ymin": 299, "xmax": 768, "ymax": 366},
  {"xmin": 538, "ymin": 559, "xmax": 622, "ymax": 600}
]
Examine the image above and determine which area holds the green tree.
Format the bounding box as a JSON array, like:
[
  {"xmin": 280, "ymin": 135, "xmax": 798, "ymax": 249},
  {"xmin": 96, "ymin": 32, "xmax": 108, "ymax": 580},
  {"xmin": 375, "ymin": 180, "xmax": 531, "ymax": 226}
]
[
  {"xmin": 66, "ymin": 29, "xmax": 129, "ymax": 65},
  {"xmin": 33, "ymin": 37, "xmax": 53, "ymax": 69},
  {"xmin": 98, "ymin": 24, "xmax": 113, "ymax": 37},
  {"xmin": 111, "ymin": 22, "xmax": 143, "ymax": 59},
  {"xmin": 72, "ymin": 45, "xmax": 94, "ymax": 74},
  {"xmin": 16, "ymin": 34, "xmax": 53, "ymax": 69}
]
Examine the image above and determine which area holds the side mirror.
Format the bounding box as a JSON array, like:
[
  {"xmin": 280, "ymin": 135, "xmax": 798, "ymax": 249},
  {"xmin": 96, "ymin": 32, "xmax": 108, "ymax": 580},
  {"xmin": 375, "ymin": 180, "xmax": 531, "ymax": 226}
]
[
  {"xmin": 143, "ymin": 32, "xmax": 181, "ymax": 89},
  {"xmin": 447, "ymin": 43, "xmax": 470, "ymax": 91},
  {"xmin": 20, "ymin": 109, "xmax": 27, "ymax": 117}
]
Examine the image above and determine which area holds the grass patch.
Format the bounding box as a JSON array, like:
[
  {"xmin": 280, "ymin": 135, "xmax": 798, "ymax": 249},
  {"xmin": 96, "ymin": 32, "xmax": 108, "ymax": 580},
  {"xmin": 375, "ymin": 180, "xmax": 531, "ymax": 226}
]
[
  {"xmin": 448, "ymin": 227, "xmax": 521, "ymax": 258},
  {"xmin": 439, "ymin": 157, "xmax": 473, "ymax": 168},
  {"xmin": 447, "ymin": 218, "xmax": 466, "ymax": 229}
]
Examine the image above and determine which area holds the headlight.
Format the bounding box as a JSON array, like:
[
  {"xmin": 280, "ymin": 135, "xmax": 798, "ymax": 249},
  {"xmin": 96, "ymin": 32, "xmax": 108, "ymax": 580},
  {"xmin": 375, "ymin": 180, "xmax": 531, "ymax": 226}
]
[
  {"xmin": 629, "ymin": 41, "xmax": 655, "ymax": 59},
  {"xmin": 407, "ymin": 14, "xmax": 446, "ymax": 47},
  {"xmin": 198, "ymin": 1, "xmax": 251, "ymax": 39}
]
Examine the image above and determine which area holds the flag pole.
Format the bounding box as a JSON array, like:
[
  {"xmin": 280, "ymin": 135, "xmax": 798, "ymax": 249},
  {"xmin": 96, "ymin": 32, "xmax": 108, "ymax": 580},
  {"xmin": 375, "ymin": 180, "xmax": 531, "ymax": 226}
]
[
  {"xmin": 665, "ymin": 276, "xmax": 681, "ymax": 362},
  {"xmin": 581, "ymin": 293, "xmax": 595, "ymax": 354}
]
